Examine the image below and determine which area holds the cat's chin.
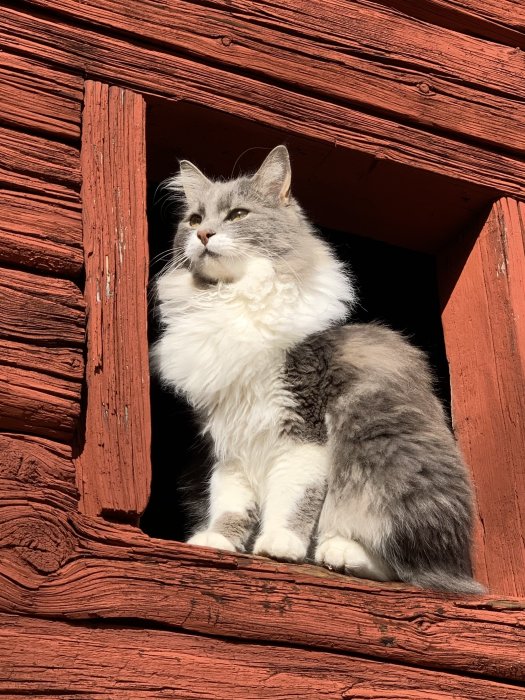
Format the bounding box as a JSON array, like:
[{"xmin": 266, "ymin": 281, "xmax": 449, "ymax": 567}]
[{"xmin": 192, "ymin": 252, "xmax": 246, "ymax": 284}]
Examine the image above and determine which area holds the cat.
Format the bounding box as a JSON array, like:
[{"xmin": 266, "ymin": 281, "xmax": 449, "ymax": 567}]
[{"xmin": 152, "ymin": 145, "xmax": 483, "ymax": 594}]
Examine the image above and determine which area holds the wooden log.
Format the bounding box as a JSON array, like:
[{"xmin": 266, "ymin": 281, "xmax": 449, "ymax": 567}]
[
  {"xmin": 0, "ymin": 188, "xmax": 82, "ymax": 276},
  {"xmin": 18, "ymin": 0, "xmax": 525, "ymax": 155},
  {"xmin": 1, "ymin": 510, "xmax": 524, "ymax": 682},
  {"xmin": 0, "ymin": 267, "xmax": 85, "ymax": 346},
  {"xmin": 386, "ymin": 0, "xmax": 525, "ymax": 49},
  {"xmin": 1, "ymin": 7, "xmax": 524, "ymax": 197},
  {"xmin": 1, "ymin": 613, "xmax": 525, "ymax": 699},
  {"xmin": 0, "ymin": 433, "xmax": 79, "ymax": 513},
  {"xmin": 439, "ymin": 198, "xmax": 525, "ymax": 597},
  {"xmin": 0, "ymin": 339, "xmax": 83, "ymax": 441},
  {"xmin": 0, "ymin": 50, "xmax": 82, "ymax": 140},
  {"xmin": 77, "ymin": 82, "xmax": 150, "ymax": 520},
  {"xmin": 0, "ymin": 125, "xmax": 80, "ymax": 189}
]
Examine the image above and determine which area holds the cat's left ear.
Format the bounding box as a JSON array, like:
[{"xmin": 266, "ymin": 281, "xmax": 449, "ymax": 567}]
[{"xmin": 253, "ymin": 145, "xmax": 291, "ymax": 205}]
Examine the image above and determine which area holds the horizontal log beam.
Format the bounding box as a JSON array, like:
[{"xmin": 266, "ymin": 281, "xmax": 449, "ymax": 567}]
[
  {"xmin": 1, "ymin": 612, "xmax": 524, "ymax": 699},
  {"xmin": 1, "ymin": 509, "xmax": 524, "ymax": 682},
  {"xmin": 1, "ymin": 6, "xmax": 524, "ymax": 197},
  {"xmin": 384, "ymin": 0, "xmax": 525, "ymax": 48},
  {"xmin": 0, "ymin": 188, "xmax": 82, "ymax": 276},
  {"xmin": 18, "ymin": 0, "xmax": 525, "ymax": 155},
  {"xmin": 0, "ymin": 50, "xmax": 82, "ymax": 140},
  {"xmin": 0, "ymin": 124, "xmax": 80, "ymax": 190},
  {"xmin": 0, "ymin": 339, "xmax": 83, "ymax": 442}
]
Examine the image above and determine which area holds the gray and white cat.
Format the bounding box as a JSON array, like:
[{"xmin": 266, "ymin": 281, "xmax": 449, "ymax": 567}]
[{"xmin": 152, "ymin": 145, "xmax": 483, "ymax": 594}]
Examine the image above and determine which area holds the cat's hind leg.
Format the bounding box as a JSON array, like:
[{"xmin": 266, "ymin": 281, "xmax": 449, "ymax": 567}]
[
  {"xmin": 253, "ymin": 443, "xmax": 328, "ymax": 563},
  {"xmin": 187, "ymin": 460, "xmax": 258, "ymax": 552}
]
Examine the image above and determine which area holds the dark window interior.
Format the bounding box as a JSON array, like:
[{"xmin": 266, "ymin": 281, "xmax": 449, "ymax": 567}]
[{"xmin": 140, "ymin": 97, "xmax": 496, "ymax": 540}]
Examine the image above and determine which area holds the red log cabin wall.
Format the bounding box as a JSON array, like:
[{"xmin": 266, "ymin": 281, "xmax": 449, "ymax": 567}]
[{"xmin": 1, "ymin": 1, "xmax": 525, "ymax": 697}]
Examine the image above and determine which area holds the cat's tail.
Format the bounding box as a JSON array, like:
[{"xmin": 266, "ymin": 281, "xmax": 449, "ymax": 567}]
[{"xmin": 406, "ymin": 570, "xmax": 485, "ymax": 595}]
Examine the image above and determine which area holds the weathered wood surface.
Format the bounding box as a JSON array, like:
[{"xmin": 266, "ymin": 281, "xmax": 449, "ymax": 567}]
[
  {"xmin": 385, "ymin": 0, "xmax": 525, "ymax": 48},
  {"xmin": 0, "ymin": 50, "xmax": 82, "ymax": 140},
  {"xmin": 0, "ymin": 339, "xmax": 83, "ymax": 441},
  {"xmin": 77, "ymin": 82, "xmax": 150, "ymax": 520},
  {"xmin": 1, "ymin": 503, "xmax": 524, "ymax": 682},
  {"xmin": 2, "ymin": 7, "xmax": 524, "ymax": 197},
  {"xmin": 0, "ymin": 267, "xmax": 84, "ymax": 346},
  {"xmin": 0, "ymin": 188, "xmax": 82, "ymax": 276},
  {"xmin": 2, "ymin": 613, "xmax": 525, "ymax": 700},
  {"xmin": 439, "ymin": 198, "xmax": 525, "ymax": 597},
  {"xmin": 0, "ymin": 125, "xmax": 80, "ymax": 189},
  {"xmin": 19, "ymin": 0, "xmax": 525, "ymax": 156}
]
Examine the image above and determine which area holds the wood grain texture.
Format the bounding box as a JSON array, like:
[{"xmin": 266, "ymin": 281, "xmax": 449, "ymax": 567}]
[
  {"xmin": 1, "ymin": 6, "xmax": 524, "ymax": 198},
  {"xmin": 77, "ymin": 82, "xmax": 150, "ymax": 520},
  {"xmin": 1, "ymin": 510, "xmax": 524, "ymax": 682},
  {"xmin": 0, "ymin": 50, "xmax": 82, "ymax": 140},
  {"xmin": 439, "ymin": 198, "xmax": 525, "ymax": 597},
  {"xmin": 0, "ymin": 188, "xmax": 82, "ymax": 276},
  {"xmin": 0, "ymin": 125, "xmax": 80, "ymax": 189},
  {"xmin": 1, "ymin": 613, "xmax": 525, "ymax": 700},
  {"xmin": 18, "ymin": 0, "xmax": 525, "ymax": 155},
  {"xmin": 384, "ymin": 0, "xmax": 525, "ymax": 48},
  {"xmin": 0, "ymin": 267, "xmax": 84, "ymax": 346},
  {"xmin": 0, "ymin": 339, "xmax": 83, "ymax": 441}
]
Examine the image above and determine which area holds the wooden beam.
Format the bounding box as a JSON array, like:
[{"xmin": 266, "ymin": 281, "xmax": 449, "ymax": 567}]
[
  {"xmin": 0, "ymin": 339, "xmax": 83, "ymax": 442},
  {"xmin": 0, "ymin": 267, "xmax": 84, "ymax": 346},
  {"xmin": 1, "ymin": 6, "xmax": 524, "ymax": 197},
  {"xmin": 0, "ymin": 125, "xmax": 80, "ymax": 189},
  {"xmin": 77, "ymin": 81, "xmax": 150, "ymax": 520},
  {"xmin": 18, "ymin": 0, "xmax": 525, "ymax": 155},
  {"xmin": 0, "ymin": 188, "xmax": 82, "ymax": 276},
  {"xmin": 1, "ymin": 612, "xmax": 525, "ymax": 699},
  {"xmin": 439, "ymin": 198, "xmax": 525, "ymax": 596},
  {"xmin": 0, "ymin": 50, "xmax": 82, "ymax": 140},
  {"xmin": 384, "ymin": 0, "xmax": 525, "ymax": 48},
  {"xmin": 1, "ymin": 509, "xmax": 524, "ymax": 682}
]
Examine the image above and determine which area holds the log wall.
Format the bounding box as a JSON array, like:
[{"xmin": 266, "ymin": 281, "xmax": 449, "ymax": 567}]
[{"xmin": 1, "ymin": 0, "xmax": 525, "ymax": 696}]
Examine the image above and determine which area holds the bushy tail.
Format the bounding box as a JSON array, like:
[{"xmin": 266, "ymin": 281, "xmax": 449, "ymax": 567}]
[{"xmin": 407, "ymin": 570, "xmax": 485, "ymax": 595}]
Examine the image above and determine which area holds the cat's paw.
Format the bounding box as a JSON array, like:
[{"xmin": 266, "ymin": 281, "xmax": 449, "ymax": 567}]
[
  {"xmin": 187, "ymin": 531, "xmax": 237, "ymax": 552},
  {"xmin": 253, "ymin": 529, "xmax": 307, "ymax": 563},
  {"xmin": 315, "ymin": 536, "xmax": 393, "ymax": 581}
]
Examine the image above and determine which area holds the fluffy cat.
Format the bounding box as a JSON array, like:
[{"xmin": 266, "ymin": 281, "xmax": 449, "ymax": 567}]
[{"xmin": 152, "ymin": 145, "xmax": 483, "ymax": 594}]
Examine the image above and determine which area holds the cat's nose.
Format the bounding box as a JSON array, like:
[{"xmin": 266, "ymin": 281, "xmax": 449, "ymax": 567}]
[{"xmin": 197, "ymin": 229, "xmax": 216, "ymax": 246}]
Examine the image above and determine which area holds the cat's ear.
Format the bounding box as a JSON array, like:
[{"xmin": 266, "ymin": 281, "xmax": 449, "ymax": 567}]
[
  {"xmin": 176, "ymin": 160, "xmax": 212, "ymax": 200},
  {"xmin": 253, "ymin": 145, "xmax": 291, "ymax": 205}
]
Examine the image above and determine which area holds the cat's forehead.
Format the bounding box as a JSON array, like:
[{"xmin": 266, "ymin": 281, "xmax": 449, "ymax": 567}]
[{"xmin": 191, "ymin": 176, "xmax": 254, "ymax": 211}]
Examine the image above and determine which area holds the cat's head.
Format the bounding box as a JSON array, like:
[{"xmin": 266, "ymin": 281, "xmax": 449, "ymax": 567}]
[{"xmin": 166, "ymin": 145, "xmax": 321, "ymax": 283}]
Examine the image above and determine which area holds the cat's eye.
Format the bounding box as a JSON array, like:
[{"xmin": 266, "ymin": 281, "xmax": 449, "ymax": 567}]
[
  {"xmin": 226, "ymin": 208, "xmax": 249, "ymax": 222},
  {"xmin": 188, "ymin": 213, "xmax": 202, "ymax": 227}
]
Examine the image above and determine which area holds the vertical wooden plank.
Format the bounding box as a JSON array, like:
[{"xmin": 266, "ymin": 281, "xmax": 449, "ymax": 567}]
[
  {"xmin": 77, "ymin": 81, "xmax": 150, "ymax": 520},
  {"xmin": 439, "ymin": 197, "xmax": 525, "ymax": 596}
]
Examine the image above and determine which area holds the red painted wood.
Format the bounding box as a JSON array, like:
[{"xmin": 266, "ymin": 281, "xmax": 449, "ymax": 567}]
[
  {"xmin": 439, "ymin": 198, "xmax": 525, "ymax": 597},
  {"xmin": 1, "ymin": 501, "xmax": 524, "ymax": 682},
  {"xmin": 0, "ymin": 188, "xmax": 82, "ymax": 276},
  {"xmin": 77, "ymin": 81, "xmax": 150, "ymax": 520},
  {"xmin": 1, "ymin": 6, "xmax": 524, "ymax": 197},
  {"xmin": 384, "ymin": 0, "xmax": 525, "ymax": 48},
  {"xmin": 19, "ymin": 0, "xmax": 525, "ymax": 155},
  {"xmin": 0, "ymin": 267, "xmax": 84, "ymax": 347},
  {"xmin": 1, "ymin": 612, "xmax": 524, "ymax": 699},
  {"xmin": 0, "ymin": 50, "xmax": 82, "ymax": 140}
]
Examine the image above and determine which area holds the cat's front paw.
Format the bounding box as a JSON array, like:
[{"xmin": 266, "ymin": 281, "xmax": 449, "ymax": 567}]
[
  {"xmin": 315, "ymin": 536, "xmax": 393, "ymax": 581},
  {"xmin": 253, "ymin": 529, "xmax": 307, "ymax": 563},
  {"xmin": 187, "ymin": 531, "xmax": 237, "ymax": 552}
]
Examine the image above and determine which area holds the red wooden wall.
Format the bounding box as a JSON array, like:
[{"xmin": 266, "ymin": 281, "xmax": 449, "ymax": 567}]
[{"xmin": 1, "ymin": 1, "xmax": 525, "ymax": 696}]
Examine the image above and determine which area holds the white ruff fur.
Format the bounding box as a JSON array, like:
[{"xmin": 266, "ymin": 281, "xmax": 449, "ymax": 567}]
[{"xmin": 154, "ymin": 254, "xmax": 352, "ymax": 482}]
